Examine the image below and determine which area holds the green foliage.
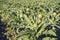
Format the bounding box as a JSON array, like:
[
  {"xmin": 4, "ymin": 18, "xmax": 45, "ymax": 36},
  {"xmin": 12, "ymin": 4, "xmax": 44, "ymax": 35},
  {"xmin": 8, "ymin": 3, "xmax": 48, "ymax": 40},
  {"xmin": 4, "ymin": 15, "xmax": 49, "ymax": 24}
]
[{"xmin": 0, "ymin": 0, "xmax": 60, "ymax": 40}]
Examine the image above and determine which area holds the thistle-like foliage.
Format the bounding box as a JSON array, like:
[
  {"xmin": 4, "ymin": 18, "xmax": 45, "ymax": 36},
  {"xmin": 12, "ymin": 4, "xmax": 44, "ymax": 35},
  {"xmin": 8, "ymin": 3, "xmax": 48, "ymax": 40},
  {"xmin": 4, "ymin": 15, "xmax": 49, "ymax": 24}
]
[{"xmin": 0, "ymin": 0, "xmax": 60, "ymax": 40}]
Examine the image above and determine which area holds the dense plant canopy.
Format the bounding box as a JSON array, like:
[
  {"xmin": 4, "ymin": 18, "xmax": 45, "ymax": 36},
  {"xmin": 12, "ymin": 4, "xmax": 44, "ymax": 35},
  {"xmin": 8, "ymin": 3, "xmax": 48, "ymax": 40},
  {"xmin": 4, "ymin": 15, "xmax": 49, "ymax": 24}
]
[{"xmin": 0, "ymin": 0, "xmax": 60, "ymax": 40}]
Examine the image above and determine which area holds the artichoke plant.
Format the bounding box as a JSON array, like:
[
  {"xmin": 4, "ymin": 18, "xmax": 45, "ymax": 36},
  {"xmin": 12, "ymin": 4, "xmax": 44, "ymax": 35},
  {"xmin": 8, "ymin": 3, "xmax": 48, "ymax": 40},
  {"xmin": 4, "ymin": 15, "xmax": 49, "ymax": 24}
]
[{"xmin": 0, "ymin": 0, "xmax": 60, "ymax": 40}]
